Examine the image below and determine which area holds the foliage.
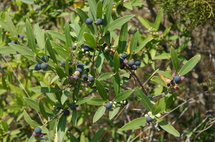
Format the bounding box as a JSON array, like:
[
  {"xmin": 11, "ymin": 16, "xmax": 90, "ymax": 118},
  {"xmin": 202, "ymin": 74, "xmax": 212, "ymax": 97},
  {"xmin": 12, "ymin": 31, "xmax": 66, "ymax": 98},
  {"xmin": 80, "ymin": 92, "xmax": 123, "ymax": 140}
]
[{"xmin": 0, "ymin": 0, "xmax": 211, "ymax": 141}]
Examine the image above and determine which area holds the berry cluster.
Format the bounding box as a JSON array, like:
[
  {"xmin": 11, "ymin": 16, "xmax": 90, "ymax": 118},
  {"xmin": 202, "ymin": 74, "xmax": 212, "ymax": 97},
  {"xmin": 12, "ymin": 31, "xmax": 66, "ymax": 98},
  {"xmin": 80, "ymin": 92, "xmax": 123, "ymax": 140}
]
[
  {"xmin": 34, "ymin": 56, "xmax": 49, "ymax": 71},
  {"xmin": 86, "ymin": 18, "xmax": 104, "ymax": 25},
  {"xmin": 168, "ymin": 73, "xmax": 185, "ymax": 90},
  {"xmin": 119, "ymin": 53, "xmax": 141, "ymax": 70},
  {"xmin": 144, "ymin": 111, "xmax": 161, "ymax": 126},
  {"xmin": 32, "ymin": 127, "xmax": 44, "ymax": 137},
  {"xmin": 105, "ymin": 100, "xmax": 128, "ymax": 110}
]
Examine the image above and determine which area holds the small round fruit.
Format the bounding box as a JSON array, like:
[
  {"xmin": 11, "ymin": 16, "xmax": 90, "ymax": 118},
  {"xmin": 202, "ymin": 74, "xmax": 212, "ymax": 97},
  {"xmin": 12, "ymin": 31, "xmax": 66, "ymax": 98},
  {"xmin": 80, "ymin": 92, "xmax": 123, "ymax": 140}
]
[
  {"xmin": 34, "ymin": 127, "xmax": 42, "ymax": 134},
  {"xmin": 74, "ymin": 71, "xmax": 80, "ymax": 76},
  {"xmin": 134, "ymin": 60, "xmax": 141, "ymax": 66},
  {"xmin": 40, "ymin": 63, "xmax": 48, "ymax": 70},
  {"xmin": 86, "ymin": 18, "xmax": 93, "ymax": 25},
  {"xmin": 88, "ymin": 77, "xmax": 94, "ymax": 82},
  {"xmin": 63, "ymin": 109, "xmax": 70, "ymax": 116},
  {"xmin": 121, "ymin": 53, "xmax": 127, "ymax": 59},
  {"xmin": 105, "ymin": 102, "xmax": 112, "ymax": 109},
  {"xmin": 72, "ymin": 44, "xmax": 76, "ymax": 50},
  {"xmin": 34, "ymin": 64, "xmax": 41, "ymax": 70},
  {"xmin": 70, "ymin": 104, "xmax": 76, "ymax": 110},
  {"xmin": 41, "ymin": 56, "xmax": 49, "ymax": 62},
  {"xmin": 96, "ymin": 18, "xmax": 103, "ymax": 25},
  {"xmin": 76, "ymin": 68, "xmax": 83, "ymax": 73},
  {"xmin": 146, "ymin": 116, "xmax": 153, "ymax": 122},
  {"xmin": 18, "ymin": 34, "xmax": 24, "ymax": 39},
  {"xmin": 10, "ymin": 40, "xmax": 17, "ymax": 44},
  {"xmin": 174, "ymin": 76, "xmax": 181, "ymax": 84},
  {"xmin": 73, "ymin": 75, "xmax": 79, "ymax": 81},
  {"xmin": 82, "ymin": 74, "xmax": 88, "ymax": 81},
  {"xmin": 61, "ymin": 60, "xmax": 66, "ymax": 65},
  {"xmin": 130, "ymin": 64, "xmax": 137, "ymax": 70},
  {"xmin": 128, "ymin": 60, "xmax": 135, "ymax": 66}
]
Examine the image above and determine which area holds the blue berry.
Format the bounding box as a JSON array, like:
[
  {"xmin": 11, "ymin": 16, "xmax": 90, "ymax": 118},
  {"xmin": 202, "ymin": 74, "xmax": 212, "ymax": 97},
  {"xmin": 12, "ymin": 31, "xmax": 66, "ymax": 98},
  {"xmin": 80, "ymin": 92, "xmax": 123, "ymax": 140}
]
[
  {"xmin": 134, "ymin": 60, "xmax": 141, "ymax": 66},
  {"xmin": 86, "ymin": 18, "xmax": 93, "ymax": 25},
  {"xmin": 76, "ymin": 68, "xmax": 83, "ymax": 73},
  {"xmin": 88, "ymin": 77, "xmax": 94, "ymax": 82},
  {"xmin": 10, "ymin": 40, "xmax": 17, "ymax": 44},
  {"xmin": 18, "ymin": 35, "xmax": 24, "ymax": 39},
  {"xmin": 130, "ymin": 64, "xmax": 137, "ymax": 70},
  {"xmin": 96, "ymin": 18, "xmax": 104, "ymax": 25},
  {"xmin": 128, "ymin": 60, "xmax": 135, "ymax": 66},
  {"xmin": 70, "ymin": 104, "xmax": 76, "ymax": 110},
  {"xmin": 174, "ymin": 76, "xmax": 181, "ymax": 84},
  {"xmin": 63, "ymin": 109, "xmax": 70, "ymax": 116},
  {"xmin": 41, "ymin": 56, "xmax": 49, "ymax": 62},
  {"xmin": 82, "ymin": 74, "xmax": 88, "ymax": 81},
  {"xmin": 40, "ymin": 63, "xmax": 48, "ymax": 70},
  {"xmin": 61, "ymin": 60, "xmax": 66, "ymax": 65},
  {"xmin": 34, "ymin": 127, "xmax": 42, "ymax": 134},
  {"xmin": 121, "ymin": 53, "xmax": 127, "ymax": 59},
  {"xmin": 105, "ymin": 102, "xmax": 112, "ymax": 109},
  {"xmin": 72, "ymin": 44, "xmax": 76, "ymax": 50},
  {"xmin": 146, "ymin": 116, "xmax": 153, "ymax": 122},
  {"xmin": 73, "ymin": 75, "xmax": 79, "ymax": 81},
  {"xmin": 34, "ymin": 64, "xmax": 41, "ymax": 70}
]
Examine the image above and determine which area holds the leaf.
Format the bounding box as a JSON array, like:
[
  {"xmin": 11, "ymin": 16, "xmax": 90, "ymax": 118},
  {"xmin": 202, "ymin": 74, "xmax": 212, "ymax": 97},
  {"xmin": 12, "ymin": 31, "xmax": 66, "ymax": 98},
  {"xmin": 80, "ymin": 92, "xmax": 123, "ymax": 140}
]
[
  {"xmin": 88, "ymin": 0, "xmax": 97, "ymax": 20},
  {"xmin": 9, "ymin": 44, "xmax": 34, "ymax": 56},
  {"xmin": 5, "ymin": 13, "xmax": 17, "ymax": 35},
  {"xmin": 130, "ymin": 30, "xmax": 139, "ymax": 54},
  {"xmin": 45, "ymin": 37, "xmax": 58, "ymax": 64},
  {"xmin": 177, "ymin": 39, "xmax": 190, "ymax": 53},
  {"xmin": 61, "ymin": 90, "xmax": 70, "ymax": 105},
  {"xmin": 76, "ymin": 97, "xmax": 93, "ymax": 105},
  {"xmin": 170, "ymin": 47, "xmax": 179, "ymax": 72},
  {"xmin": 57, "ymin": 115, "xmax": 67, "ymax": 142},
  {"xmin": 151, "ymin": 76, "xmax": 167, "ymax": 87},
  {"xmin": 134, "ymin": 36, "xmax": 153, "ymax": 54},
  {"xmin": 0, "ymin": 46, "xmax": 17, "ymax": 55},
  {"xmin": 87, "ymin": 98, "xmax": 106, "ymax": 106},
  {"xmin": 96, "ymin": 80, "xmax": 108, "ymax": 100},
  {"xmin": 109, "ymin": 107, "xmax": 120, "ymax": 120},
  {"xmin": 115, "ymin": 89, "xmax": 134, "ymax": 102},
  {"xmin": 84, "ymin": 33, "xmax": 96, "ymax": 49},
  {"xmin": 34, "ymin": 24, "xmax": 45, "ymax": 49},
  {"xmin": 39, "ymin": 101, "xmax": 48, "ymax": 120},
  {"xmin": 138, "ymin": 17, "xmax": 153, "ymax": 29},
  {"xmin": 29, "ymin": 87, "xmax": 60, "ymax": 93},
  {"xmin": 96, "ymin": 51, "xmax": 104, "ymax": 74},
  {"xmin": 21, "ymin": 0, "xmax": 34, "ymax": 4},
  {"xmin": 65, "ymin": 22, "xmax": 72, "ymax": 50},
  {"xmin": 23, "ymin": 110, "xmax": 40, "ymax": 127},
  {"xmin": 113, "ymin": 74, "xmax": 120, "ymax": 94},
  {"xmin": 154, "ymin": 9, "xmax": 163, "ymax": 30},
  {"xmin": 163, "ymin": 27, "xmax": 171, "ymax": 36},
  {"xmin": 113, "ymin": 51, "xmax": 120, "ymax": 72},
  {"xmin": 97, "ymin": 72, "xmax": 114, "ymax": 81},
  {"xmin": 96, "ymin": 1, "xmax": 103, "ymax": 19},
  {"xmin": 118, "ymin": 23, "xmax": 128, "ymax": 53},
  {"xmin": 157, "ymin": 118, "xmax": 180, "ymax": 137},
  {"xmin": 55, "ymin": 65, "xmax": 67, "ymax": 79},
  {"xmin": 25, "ymin": 98, "xmax": 39, "ymax": 112},
  {"xmin": 178, "ymin": 55, "xmax": 201, "ymax": 76},
  {"xmin": 135, "ymin": 87, "xmax": 153, "ymax": 111},
  {"xmin": 93, "ymin": 106, "xmax": 106, "ymax": 123},
  {"xmin": 68, "ymin": 133, "xmax": 79, "ymax": 142},
  {"xmin": 107, "ymin": 15, "xmax": 134, "ymax": 31},
  {"xmin": 26, "ymin": 20, "xmax": 36, "ymax": 52},
  {"xmin": 47, "ymin": 30, "xmax": 66, "ymax": 42},
  {"xmin": 120, "ymin": 117, "xmax": 146, "ymax": 131},
  {"xmin": 90, "ymin": 128, "xmax": 103, "ymax": 142}
]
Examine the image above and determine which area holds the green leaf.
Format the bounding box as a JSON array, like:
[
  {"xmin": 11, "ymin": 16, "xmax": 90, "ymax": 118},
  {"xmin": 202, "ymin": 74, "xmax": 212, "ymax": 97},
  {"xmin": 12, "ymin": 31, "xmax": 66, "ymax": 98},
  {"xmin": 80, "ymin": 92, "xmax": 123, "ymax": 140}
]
[
  {"xmin": 90, "ymin": 128, "xmax": 103, "ymax": 142},
  {"xmin": 115, "ymin": 89, "xmax": 134, "ymax": 102},
  {"xmin": 8, "ymin": 43, "xmax": 34, "ymax": 57},
  {"xmin": 96, "ymin": 51, "xmax": 104, "ymax": 74},
  {"xmin": 107, "ymin": 15, "xmax": 134, "ymax": 31},
  {"xmin": 113, "ymin": 51, "xmax": 120, "ymax": 72},
  {"xmin": 130, "ymin": 30, "xmax": 139, "ymax": 54},
  {"xmin": 134, "ymin": 36, "xmax": 153, "ymax": 54},
  {"xmin": 178, "ymin": 55, "xmax": 201, "ymax": 76},
  {"xmin": 65, "ymin": 22, "xmax": 72, "ymax": 50},
  {"xmin": 84, "ymin": 33, "xmax": 96, "ymax": 49},
  {"xmin": 138, "ymin": 17, "xmax": 153, "ymax": 29},
  {"xmin": 45, "ymin": 37, "xmax": 58, "ymax": 64},
  {"xmin": 68, "ymin": 133, "xmax": 79, "ymax": 142},
  {"xmin": 120, "ymin": 117, "xmax": 146, "ymax": 131},
  {"xmin": 154, "ymin": 9, "xmax": 163, "ymax": 30},
  {"xmin": 29, "ymin": 87, "xmax": 60, "ymax": 93},
  {"xmin": 23, "ymin": 110, "xmax": 40, "ymax": 127},
  {"xmin": 109, "ymin": 107, "xmax": 120, "ymax": 120},
  {"xmin": 34, "ymin": 24, "xmax": 45, "ymax": 49},
  {"xmin": 0, "ymin": 46, "xmax": 17, "ymax": 55},
  {"xmin": 88, "ymin": 0, "xmax": 97, "ymax": 20},
  {"xmin": 57, "ymin": 115, "xmax": 67, "ymax": 142},
  {"xmin": 151, "ymin": 76, "xmax": 167, "ymax": 87},
  {"xmin": 76, "ymin": 97, "xmax": 93, "ymax": 105},
  {"xmin": 47, "ymin": 30, "xmax": 66, "ymax": 42},
  {"xmin": 163, "ymin": 27, "xmax": 171, "ymax": 36},
  {"xmin": 5, "ymin": 13, "xmax": 17, "ymax": 35},
  {"xmin": 157, "ymin": 70, "xmax": 172, "ymax": 79},
  {"xmin": 87, "ymin": 98, "xmax": 106, "ymax": 106},
  {"xmin": 55, "ymin": 65, "xmax": 67, "ymax": 79},
  {"xmin": 118, "ymin": 23, "xmax": 128, "ymax": 53},
  {"xmin": 97, "ymin": 72, "xmax": 114, "ymax": 81},
  {"xmin": 93, "ymin": 106, "xmax": 106, "ymax": 123},
  {"xmin": 25, "ymin": 98, "xmax": 39, "ymax": 111},
  {"xmin": 39, "ymin": 101, "xmax": 48, "ymax": 120},
  {"xmin": 157, "ymin": 118, "xmax": 180, "ymax": 137},
  {"xmin": 170, "ymin": 47, "xmax": 179, "ymax": 72},
  {"xmin": 96, "ymin": 80, "xmax": 108, "ymax": 100},
  {"xmin": 21, "ymin": 0, "xmax": 34, "ymax": 4},
  {"xmin": 72, "ymin": 110, "xmax": 77, "ymax": 125},
  {"xmin": 96, "ymin": 1, "xmax": 103, "ymax": 19},
  {"xmin": 135, "ymin": 87, "xmax": 153, "ymax": 111},
  {"xmin": 61, "ymin": 90, "xmax": 70, "ymax": 105},
  {"xmin": 177, "ymin": 39, "xmax": 190, "ymax": 53},
  {"xmin": 113, "ymin": 74, "xmax": 120, "ymax": 94},
  {"xmin": 26, "ymin": 20, "xmax": 36, "ymax": 52}
]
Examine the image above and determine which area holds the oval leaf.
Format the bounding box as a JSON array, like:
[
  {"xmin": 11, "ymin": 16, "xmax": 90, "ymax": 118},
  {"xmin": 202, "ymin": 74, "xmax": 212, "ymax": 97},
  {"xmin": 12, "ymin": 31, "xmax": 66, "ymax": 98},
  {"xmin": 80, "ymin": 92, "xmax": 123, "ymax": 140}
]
[
  {"xmin": 178, "ymin": 55, "xmax": 201, "ymax": 76},
  {"xmin": 84, "ymin": 33, "xmax": 96, "ymax": 49},
  {"xmin": 170, "ymin": 47, "xmax": 179, "ymax": 72},
  {"xmin": 115, "ymin": 89, "xmax": 134, "ymax": 102},
  {"xmin": 23, "ymin": 110, "xmax": 41, "ymax": 127},
  {"xmin": 29, "ymin": 87, "xmax": 60, "ymax": 93},
  {"xmin": 109, "ymin": 107, "xmax": 120, "ymax": 120},
  {"xmin": 113, "ymin": 51, "xmax": 120, "ymax": 72},
  {"xmin": 96, "ymin": 80, "xmax": 108, "ymax": 100},
  {"xmin": 93, "ymin": 106, "xmax": 106, "ymax": 123},
  {"xmin": 97, "ymin": 72, "xmax": 114, "ymax": 81},
  {"xmin": 120, "ymin": 117, "xmax": 146, "ymax": 131}
]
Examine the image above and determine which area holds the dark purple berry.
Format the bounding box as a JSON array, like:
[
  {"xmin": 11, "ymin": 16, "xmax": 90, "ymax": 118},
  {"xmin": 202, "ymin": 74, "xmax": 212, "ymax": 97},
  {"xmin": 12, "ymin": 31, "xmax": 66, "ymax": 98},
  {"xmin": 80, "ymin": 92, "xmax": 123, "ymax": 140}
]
[
  {"xmin": 63, "ymin": 109, "xmax": 70, "ymax": 116},
  {"xmin": 82, "ymin": 74, "xmax": 88, "ymax": 81},
  {"xmin": 174, "ymin": 76, "xmax": 181, "ymax": 84},
  {"xmin": 84, "ymin": 45, "xmax": 91, "ymax": 52},
  {"xmin": 10, "ymin": 40, "xmax": 17, "ymax": 44},
  {"xmin": 128, "ymin": 60, "xmax": 135, "ymax": 66},
  {"xmin": 76, "ymin": 68, "xmax": 83, "ymax": 73},
  {"xmin": 34, "ymin": 64, "xmax": 41, "ymax": 70},
  {"xmin": 86, "ymin": 18, "xmax": 93, "ymax": 25},
  {"xmin": 120, "ymin": 64, "xmax": 125, "ymax": 69},
  {"xmin": 134, "ymin": 60, "xmax": 141, "ymax": 66},
  {"xmin": 70, "ymin": 104, "xmax": 76, "ymax": 110},
  {"xmin": 34, "ymin": 127, "xmax": 42, "ymax": 134},
  {"xmin": 18, "ymin": 34, "xmax": 24, "ymax": 39},
  {"xmin": 130, "ymin": 64, "xmax": 137, "ymax": 70},
  {"xmin": 105, "ymin": 102, "xmax": 112, "ymax": 109},
  {"xmin": 146, "ymin": 116, "xmax": 153, "ymax": 122},
  {"xmin": 40, "ymin": 63, "xmax": 48, "ymax": 70},
  {"xmin": 73, "ymin": 75, "xmax": 79, "ymax": 81},
  {"xmin": 88, "ymin": 77, "xmax": 94, "ymax": 82},
  {"xmin": 120, "ymin": 57, "xmax": 124, "ymax": 63},
  {"xmin": 41, "ymin": 56, "xmax": 49, "ymax": 62},
  {"xmin": 61, "ymin": 60, "xmax": 66, "ymax": 65},
  {"xmin": 72, "ymin": 44, "xmax": 76, "ymax": 50},
  {"xmin": 121, "ymin": 53, "xmax": 127, "ymax": 59},
  {"xmin": 96, "ymin": 18, "xmax": 104, "ymax": 25}
]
